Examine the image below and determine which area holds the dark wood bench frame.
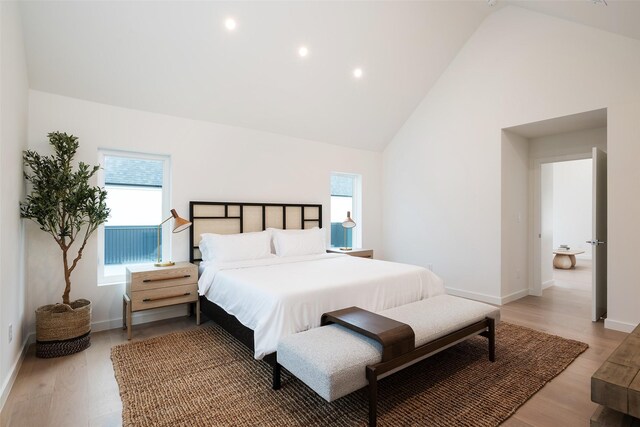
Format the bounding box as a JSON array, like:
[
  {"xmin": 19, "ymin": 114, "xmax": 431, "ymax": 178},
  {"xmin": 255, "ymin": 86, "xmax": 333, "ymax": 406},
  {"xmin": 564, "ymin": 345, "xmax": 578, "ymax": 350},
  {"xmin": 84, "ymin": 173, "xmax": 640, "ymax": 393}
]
[{"xmin": 274, "ymin": 307, "xmax": 496, "ymax": 427}]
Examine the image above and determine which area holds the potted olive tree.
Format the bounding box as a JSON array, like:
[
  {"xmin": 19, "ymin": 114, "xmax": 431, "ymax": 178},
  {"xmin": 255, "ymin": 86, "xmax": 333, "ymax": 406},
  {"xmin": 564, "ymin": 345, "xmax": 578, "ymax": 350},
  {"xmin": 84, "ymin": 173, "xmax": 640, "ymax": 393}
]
[{"xmin": 21, "ymin": 132, "xmax": 109, "ymax": 358}]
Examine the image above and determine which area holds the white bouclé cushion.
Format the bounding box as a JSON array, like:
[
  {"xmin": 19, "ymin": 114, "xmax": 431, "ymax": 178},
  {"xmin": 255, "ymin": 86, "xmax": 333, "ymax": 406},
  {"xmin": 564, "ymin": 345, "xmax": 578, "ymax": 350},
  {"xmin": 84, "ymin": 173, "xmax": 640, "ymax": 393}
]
[
  {"xmin": 380, "ymin": 294, "xmax": 500, "ymax": 347},
  {"xmin": 278, "ymin": 324, "xmax": 381, "ymax": 402},
  {"xmin": 199, "ymin": 230, "xmax": 273, "ymax": 262}
]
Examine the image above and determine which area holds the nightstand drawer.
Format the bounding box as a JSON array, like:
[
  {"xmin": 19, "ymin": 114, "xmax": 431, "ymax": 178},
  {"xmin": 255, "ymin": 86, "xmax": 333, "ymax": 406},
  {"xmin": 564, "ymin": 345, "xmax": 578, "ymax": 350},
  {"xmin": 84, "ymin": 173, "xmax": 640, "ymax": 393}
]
[
  {"xmin": 124, "ymin": 262, "xmax": 200, "ymax": 340},
  {"xmin": 131, "ymin": 283, "xmax": 198, "ymax": 311},
  {"xmin": 129, "ymin": 265, "xmax": 197, "ymax": 292}
]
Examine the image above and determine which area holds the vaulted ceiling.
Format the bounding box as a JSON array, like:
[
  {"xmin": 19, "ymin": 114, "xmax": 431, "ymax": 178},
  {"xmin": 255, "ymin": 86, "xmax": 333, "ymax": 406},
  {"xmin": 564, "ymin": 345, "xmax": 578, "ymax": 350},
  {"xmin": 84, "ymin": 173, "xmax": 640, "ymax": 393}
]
[{"xmin": 19, "ymin": 1, "xmax": 640, "ymax": 152}]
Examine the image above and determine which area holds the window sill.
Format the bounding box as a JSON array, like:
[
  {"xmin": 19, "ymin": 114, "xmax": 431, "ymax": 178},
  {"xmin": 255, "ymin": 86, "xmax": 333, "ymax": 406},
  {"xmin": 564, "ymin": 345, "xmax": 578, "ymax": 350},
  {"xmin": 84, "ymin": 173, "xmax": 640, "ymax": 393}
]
[
  {"xmin": 98, "ymin": 278, "xmax": 125, "ymax": 287},
  {"xmin": 99, "ymin": 262, "xmax": 157, "ymax": 286}
]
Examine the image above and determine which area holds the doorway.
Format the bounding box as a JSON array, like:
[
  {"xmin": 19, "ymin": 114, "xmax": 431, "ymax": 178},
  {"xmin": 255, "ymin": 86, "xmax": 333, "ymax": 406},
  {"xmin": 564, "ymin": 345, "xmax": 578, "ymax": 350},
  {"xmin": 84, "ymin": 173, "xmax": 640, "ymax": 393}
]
[
  {"xmin": 539, "ymin": 158, "xmax": 594, "ymax": 321},
  {"xmin": 541, "ymin": 159, "xmax": 593, "ymax": 293},
  {"xmin": 501, "ymin": 109, "xmax": 607, "ymax": 322},
  {"xmin": 533, "ymin": 147, "xmax": 608, "ymax": 322}
]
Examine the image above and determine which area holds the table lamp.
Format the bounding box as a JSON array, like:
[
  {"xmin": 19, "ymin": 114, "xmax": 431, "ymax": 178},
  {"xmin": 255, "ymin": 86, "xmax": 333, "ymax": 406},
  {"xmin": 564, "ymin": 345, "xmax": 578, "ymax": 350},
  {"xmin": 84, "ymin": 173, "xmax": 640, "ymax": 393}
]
[
  {"xmin": 155, "ymin": 208, "xmax": 192, "ymax": 267},
  {"xmin": 341, "ymin": 211, "xmax": 356, "ymax": 251}
]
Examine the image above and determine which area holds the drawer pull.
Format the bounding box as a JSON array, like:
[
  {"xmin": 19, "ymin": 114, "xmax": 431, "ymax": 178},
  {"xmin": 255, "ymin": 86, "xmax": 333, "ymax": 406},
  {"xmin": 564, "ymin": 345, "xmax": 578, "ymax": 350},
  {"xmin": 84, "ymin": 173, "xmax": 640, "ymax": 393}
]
[
  {"xmin": 143, "ymin": 274, "xmax": 191, "ymax": 283},
  {"xmin": 143, "ymin": 292, "xmax": 191, "ymax": 302}
]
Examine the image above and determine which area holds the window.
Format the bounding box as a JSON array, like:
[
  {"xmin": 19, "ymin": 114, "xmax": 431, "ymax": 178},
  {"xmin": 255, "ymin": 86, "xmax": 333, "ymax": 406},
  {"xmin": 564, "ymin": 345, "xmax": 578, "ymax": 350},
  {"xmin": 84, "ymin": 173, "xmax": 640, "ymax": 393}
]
[
  {"xmin": 97, "ymin": 150, "xmax": 170, "ymax": 284},
  {"xmin": 330, "ymin": 173, "xmax": 361, "ymax": 248}
]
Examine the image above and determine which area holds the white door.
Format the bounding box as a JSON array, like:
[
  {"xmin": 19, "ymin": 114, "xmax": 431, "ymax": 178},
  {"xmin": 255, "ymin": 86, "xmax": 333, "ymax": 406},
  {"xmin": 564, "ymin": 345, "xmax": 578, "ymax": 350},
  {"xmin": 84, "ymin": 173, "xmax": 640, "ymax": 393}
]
[{"xmin": 590, "ymin": 148, "xmax": 607, "ymax": 322}]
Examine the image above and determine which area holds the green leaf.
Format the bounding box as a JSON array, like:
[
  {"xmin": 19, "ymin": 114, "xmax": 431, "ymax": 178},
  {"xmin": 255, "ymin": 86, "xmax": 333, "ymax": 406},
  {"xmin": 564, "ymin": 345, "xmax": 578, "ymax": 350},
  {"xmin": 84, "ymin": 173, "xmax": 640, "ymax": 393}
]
[{"xmin": 21, "ymin": 132, "xmax": 111, "ymax": 304}]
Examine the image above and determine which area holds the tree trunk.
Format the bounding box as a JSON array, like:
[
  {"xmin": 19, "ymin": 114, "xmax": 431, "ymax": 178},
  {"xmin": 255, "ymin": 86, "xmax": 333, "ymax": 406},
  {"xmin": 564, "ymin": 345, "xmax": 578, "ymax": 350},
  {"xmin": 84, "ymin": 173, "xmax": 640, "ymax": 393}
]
[{"xmin": 62, "ymin": 248, "xmax": 71, "ymax": 305}]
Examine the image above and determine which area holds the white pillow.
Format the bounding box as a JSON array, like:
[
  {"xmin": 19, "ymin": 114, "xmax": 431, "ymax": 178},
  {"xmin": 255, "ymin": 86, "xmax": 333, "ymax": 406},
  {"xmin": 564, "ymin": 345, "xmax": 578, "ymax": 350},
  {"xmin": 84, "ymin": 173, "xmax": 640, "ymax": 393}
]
[
  {"xmin": 199, "ymin": 230, "xmax": 272, "ymax": 262},
  {"xmin": 271, "ymin": 227, "xmax": 326, "ymax": 257}
]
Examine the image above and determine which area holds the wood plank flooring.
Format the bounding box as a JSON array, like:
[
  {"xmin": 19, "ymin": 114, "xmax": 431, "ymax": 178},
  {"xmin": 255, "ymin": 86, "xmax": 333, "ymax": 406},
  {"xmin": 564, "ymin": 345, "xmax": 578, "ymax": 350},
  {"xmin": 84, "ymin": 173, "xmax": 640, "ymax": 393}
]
[
  {"xmin": 0, "ymin": 287, "xmax": 629, "ymax": 427},
  {"xmin": 500, "ymin": 285, "xmax": 627, "ymax": 427}
]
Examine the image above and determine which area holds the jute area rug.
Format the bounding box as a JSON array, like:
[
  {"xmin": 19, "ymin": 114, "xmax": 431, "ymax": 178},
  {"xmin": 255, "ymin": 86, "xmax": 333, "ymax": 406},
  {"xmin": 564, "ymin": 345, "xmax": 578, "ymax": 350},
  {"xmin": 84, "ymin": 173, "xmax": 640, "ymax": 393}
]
[{"xmin": 111, "ymin": 322, "xmax": 587, "ymax": 427}]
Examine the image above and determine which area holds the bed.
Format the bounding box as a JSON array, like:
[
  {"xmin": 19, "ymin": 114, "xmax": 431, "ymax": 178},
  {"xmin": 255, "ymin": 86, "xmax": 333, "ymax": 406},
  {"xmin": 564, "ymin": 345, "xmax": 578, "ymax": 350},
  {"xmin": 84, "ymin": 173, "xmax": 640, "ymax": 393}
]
[{"xmin": 189, "ymin": 201, "xmax": 445, "ymax": 363}]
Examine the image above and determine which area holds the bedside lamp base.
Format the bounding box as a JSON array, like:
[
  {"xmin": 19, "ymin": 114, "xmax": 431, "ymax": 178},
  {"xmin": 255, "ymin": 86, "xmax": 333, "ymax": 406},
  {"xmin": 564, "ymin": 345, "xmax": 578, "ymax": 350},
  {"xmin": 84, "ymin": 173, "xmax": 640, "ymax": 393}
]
[{"xmin": 154, "ymin": 261, "xmax": 176, "ymax": 267}]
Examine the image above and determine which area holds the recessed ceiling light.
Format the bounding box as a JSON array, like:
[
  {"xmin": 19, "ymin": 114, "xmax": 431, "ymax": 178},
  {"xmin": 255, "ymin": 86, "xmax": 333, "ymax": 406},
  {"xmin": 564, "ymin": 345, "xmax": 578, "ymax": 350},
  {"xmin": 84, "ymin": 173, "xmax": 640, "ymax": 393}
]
[
  {"xmin": 353, "ymin": 68, "xmax": 363, "ymax": 79},
  {"xmin": 225, "ymin": 18, "xmax": 237, "ymax": 31},
  {"xmin": 298, "ymin": 46, "xmax": 309, "ymax": 58}
]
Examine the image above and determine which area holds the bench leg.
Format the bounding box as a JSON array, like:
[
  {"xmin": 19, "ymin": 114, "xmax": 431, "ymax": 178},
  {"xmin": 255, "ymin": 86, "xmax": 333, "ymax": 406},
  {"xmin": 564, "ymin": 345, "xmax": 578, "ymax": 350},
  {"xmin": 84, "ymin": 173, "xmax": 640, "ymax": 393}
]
[
  {"xmin": 272, "ymin": 363, "xmax": 282, "ymax": 390},
  {"xmin": 487, "ymin": 317, "xmax": 496, "ymax": 362},
  {"xmin": 366, "ymin": 367, "xmax": 378, "ymax": 427},
  {"xmin": 122, "ymin": 296, "xmax": 127, "ymax": 330}
]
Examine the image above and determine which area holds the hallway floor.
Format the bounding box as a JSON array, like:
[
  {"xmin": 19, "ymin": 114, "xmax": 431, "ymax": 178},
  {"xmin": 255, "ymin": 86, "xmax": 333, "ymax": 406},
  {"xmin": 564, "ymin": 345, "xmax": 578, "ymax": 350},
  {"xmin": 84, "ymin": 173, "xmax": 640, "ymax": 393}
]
[{"xmin": 552, "ymin": 258, "xmax": 592, "ymax": 292}]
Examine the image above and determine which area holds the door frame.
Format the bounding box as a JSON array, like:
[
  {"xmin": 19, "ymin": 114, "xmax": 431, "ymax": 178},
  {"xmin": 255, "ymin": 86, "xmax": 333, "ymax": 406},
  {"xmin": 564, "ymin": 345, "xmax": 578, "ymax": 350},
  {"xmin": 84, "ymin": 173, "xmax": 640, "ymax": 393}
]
[{"xmin": 529, "ymin": 152, "xmax": 592, "ymax": 296}]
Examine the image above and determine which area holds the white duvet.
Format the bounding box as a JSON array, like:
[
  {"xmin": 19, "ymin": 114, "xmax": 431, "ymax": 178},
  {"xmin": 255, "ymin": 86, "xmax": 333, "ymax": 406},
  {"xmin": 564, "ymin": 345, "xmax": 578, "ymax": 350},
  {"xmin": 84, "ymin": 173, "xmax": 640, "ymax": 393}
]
[{"xmin": 198, "ymin": 253, "xmax": 445, "ymax": 359}]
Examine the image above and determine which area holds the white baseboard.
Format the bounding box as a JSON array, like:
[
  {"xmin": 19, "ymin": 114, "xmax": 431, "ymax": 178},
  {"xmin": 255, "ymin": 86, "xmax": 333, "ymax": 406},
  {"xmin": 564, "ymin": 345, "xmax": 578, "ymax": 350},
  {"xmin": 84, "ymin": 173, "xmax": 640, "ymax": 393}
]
[
  {"xmin": 542, "ymin": 279, "xmax": 555, "ymax": 290},
  {"xmin": 500, "ymin": 288, "xmax": 529, "ymax": 304},
  {"xmin": 27, "ymin": 305, "xmax": 192, "ymax": 336},
  {"xmin": 0, "ymin": 335, "xmax": 31, "ymax": 413},
  {"xmin": 91, "ymin": 304, "xmax": 190, "ymax": 333},
  {"xmin": 604, "ymin": 318, "xmax": 638, "ymax": 333},
  {"xmin": 445, "ymin": 287, "xmax": 502, "ymax": 305},
  {"xmin": 528, "ymin": 287, "xmax": 543, "ymax": 297}
]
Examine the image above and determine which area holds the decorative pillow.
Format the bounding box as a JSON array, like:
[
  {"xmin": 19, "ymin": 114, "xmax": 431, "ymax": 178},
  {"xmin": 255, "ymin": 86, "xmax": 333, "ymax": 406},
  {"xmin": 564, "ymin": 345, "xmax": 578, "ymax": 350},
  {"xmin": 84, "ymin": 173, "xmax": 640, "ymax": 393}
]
[
  {"xmin": 199, "ymin": 230, "xmax": 272, "ymax": 262},
  {"xmin": 271, "ymin": 227, "xmax": 326, "ymax": 257}
]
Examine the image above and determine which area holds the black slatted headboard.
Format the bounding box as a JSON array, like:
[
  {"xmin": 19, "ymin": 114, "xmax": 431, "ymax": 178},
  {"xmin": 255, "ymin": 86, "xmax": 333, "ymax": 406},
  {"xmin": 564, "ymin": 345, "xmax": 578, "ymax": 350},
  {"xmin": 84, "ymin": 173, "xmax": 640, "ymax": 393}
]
[{"xmin": 189, "ymin": 201, "xmax": 322, "ymax": 263}]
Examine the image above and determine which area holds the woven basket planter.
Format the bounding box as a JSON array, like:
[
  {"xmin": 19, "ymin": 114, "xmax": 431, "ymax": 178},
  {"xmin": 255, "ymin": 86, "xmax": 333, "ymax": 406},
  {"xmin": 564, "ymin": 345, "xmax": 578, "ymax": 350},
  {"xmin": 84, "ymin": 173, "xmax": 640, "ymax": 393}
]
[{"xmin": 35, "ymin": 299, "xmax": 91, "ymax": 358}]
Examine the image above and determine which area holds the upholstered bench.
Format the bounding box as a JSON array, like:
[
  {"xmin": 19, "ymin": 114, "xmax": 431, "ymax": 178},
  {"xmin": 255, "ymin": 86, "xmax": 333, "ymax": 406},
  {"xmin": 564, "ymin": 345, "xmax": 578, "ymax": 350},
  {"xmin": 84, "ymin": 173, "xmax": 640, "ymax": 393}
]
[{"xmin": 276, "ymin": 294, "xmax": 500, "ymax": 426}]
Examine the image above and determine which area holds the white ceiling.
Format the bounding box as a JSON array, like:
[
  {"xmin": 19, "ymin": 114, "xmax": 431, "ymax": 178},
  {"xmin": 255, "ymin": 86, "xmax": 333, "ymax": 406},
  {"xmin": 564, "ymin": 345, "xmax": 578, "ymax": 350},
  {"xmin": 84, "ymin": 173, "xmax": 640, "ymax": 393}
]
[
  {"xmin": 18, "ymin": 1, "xmax": 640, "ymax": 152},
  {"xmin": 506, "ymin": 0, "xmax": 640, "ymax": 42}
]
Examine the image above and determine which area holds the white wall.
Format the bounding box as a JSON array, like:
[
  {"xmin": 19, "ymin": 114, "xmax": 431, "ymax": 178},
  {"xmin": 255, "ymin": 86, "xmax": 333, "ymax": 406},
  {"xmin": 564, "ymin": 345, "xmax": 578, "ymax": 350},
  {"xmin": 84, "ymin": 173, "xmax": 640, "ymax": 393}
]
[
  {"xmin": 383, "ymin": 6, "xmax": 640, "ymax": 331},
  {"xmin": 501, "ymin": 130, "xmax": 529, "ymax": 303},
  {"xmin": 607, "ymin": 101, "xmax": 640, "ymax": 332},
  {"xmin": 552, "ymin": 159, "xmax": 592, "ymax": 259},
  {"xmin": 0, "ymin": 1, "xmax": 29, "ymax": 409},
  {"xmin": 540, "ymin": 163, "xmax": 554, "ymax": 287},
  {"xmin": 26, "ymin": 90, "xmax": 383, "ymax": 333}
]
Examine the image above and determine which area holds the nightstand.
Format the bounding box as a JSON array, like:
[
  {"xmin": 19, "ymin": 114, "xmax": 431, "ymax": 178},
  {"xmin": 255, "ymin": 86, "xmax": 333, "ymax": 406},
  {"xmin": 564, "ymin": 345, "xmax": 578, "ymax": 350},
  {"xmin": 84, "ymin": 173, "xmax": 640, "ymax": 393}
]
[
  {"xmin": 326, "ymin": 248, "xmax": 374, "ymax": 259},
  {"xmin": 123, "ymin": 262, "xmax": 199, "ymax": 340}
]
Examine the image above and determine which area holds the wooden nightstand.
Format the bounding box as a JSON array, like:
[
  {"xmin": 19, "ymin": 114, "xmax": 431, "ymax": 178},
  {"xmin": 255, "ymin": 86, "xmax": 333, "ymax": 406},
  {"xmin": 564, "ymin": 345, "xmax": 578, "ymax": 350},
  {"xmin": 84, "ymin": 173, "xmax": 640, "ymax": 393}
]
[
  {"xmin": 326, "ymin": 248, "xmax": 374, "ymax": 259},
  {"xmin": 123, "ymin": 262, "xmax": 199, "ymax": 340}
]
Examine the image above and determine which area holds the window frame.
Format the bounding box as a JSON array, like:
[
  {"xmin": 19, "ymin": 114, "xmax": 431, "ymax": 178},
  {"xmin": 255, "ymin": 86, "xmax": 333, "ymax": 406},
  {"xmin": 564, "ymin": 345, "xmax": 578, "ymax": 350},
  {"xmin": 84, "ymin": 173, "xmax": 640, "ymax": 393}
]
[
  {"xmin": 97, "ymin": 149, "xmax": 171, "ymax": 285},
  {"xmin": 330, "ymin": 172, "xmax": 362, "ymax": 249}
]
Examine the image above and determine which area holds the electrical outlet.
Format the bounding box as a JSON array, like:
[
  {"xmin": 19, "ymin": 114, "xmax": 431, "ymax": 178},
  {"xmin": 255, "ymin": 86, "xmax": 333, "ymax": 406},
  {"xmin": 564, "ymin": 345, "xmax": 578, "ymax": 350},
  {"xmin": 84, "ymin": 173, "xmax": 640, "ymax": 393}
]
[{"xmin": 8, "ymin": 324, "xmax": 13, "ymax": 343}]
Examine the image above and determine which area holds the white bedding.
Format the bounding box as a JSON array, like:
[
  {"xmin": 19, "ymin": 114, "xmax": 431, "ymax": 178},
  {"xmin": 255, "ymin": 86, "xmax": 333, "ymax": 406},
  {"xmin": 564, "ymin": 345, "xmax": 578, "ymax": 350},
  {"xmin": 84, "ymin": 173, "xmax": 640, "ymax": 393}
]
[{"xmin": 198, "ymin": 253, "xmax": 446, "ymax": 359}]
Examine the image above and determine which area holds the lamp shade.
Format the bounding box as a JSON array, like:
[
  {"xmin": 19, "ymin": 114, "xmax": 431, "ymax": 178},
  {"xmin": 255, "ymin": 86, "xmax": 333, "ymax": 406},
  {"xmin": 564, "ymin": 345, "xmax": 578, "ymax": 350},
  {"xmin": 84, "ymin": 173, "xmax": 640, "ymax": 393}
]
[
  {"xmin": 342, "ymin": 211, "xmax": 356, "ymax": 229},
  {"xmin": 170, "ymin": 209, "xmax": 192, "ymax": 233}
]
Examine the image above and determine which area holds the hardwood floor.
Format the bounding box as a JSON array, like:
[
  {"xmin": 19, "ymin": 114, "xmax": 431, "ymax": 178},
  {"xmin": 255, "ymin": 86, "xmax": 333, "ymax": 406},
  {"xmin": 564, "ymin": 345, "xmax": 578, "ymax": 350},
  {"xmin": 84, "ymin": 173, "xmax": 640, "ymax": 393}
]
[
  {"xmin": 0, "ymin": 317, "xmax": 200, "ymax": 427},
  {"xmin": 501, "ymin": 286, "xmax": 627, "ymax": 427},
  {"xmin": 0, "ymin": 289, "xmax": 628, "ymax": 427},
  {"xmin": 553, "ymin": 258, "xmax": 592, "ymax": 292}
]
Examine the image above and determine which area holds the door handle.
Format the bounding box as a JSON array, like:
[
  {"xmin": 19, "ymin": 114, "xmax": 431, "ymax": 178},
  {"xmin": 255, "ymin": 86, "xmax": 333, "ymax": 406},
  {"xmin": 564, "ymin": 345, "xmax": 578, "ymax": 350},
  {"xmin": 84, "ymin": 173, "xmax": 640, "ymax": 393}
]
[{"xmin": 586, "ymin": 240, "xmax": 606, "ymax": 245}]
